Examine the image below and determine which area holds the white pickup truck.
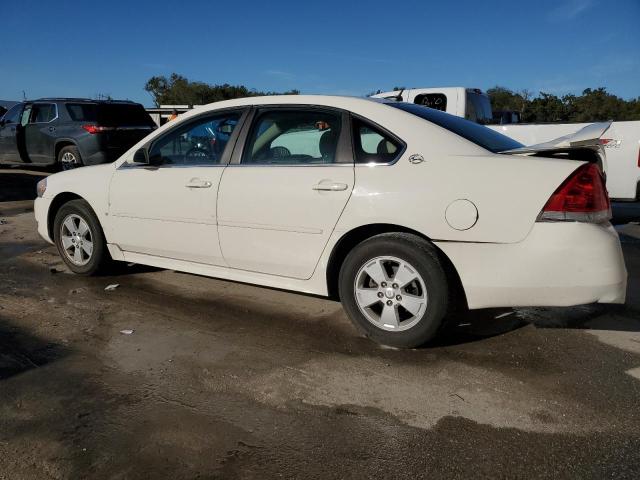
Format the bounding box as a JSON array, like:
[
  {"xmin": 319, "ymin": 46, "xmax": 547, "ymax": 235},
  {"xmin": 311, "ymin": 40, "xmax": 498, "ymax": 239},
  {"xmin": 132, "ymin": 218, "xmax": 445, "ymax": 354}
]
[{"xmin": 372, "ymin": 87, "xmax": 640, "ymax": 202}]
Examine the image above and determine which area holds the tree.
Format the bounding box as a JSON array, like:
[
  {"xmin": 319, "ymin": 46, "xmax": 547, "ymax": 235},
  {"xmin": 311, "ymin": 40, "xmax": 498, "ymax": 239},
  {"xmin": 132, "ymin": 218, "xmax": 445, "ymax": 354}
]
[
  {"xmin": 565, "ymin": 88, "xmax": 632, "ymax": 122},
  {"xmin": 525, "ymin": 92, "xmax": 568, "ymax": 122},
  {"xmin": 486, "ymin": 86, "xmax": 526, "ymax": 113},
  {"xmin": 144, "ymin": 73, "xmax": 299, "ymax": 107},
  {"xmin": 488, "ymin": 85, "xmax": 640, "ymax": 123}
]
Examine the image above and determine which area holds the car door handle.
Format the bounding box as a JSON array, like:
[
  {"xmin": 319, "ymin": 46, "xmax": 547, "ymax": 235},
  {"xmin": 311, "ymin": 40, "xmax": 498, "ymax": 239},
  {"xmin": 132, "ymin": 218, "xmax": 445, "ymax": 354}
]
[
  {"xmin": 312, "ymin": 182, "xmax": 348, "ymax": 191},
  {"xmin": 185, "ymin": 179, "xmax": 212, "ymax": 188}
]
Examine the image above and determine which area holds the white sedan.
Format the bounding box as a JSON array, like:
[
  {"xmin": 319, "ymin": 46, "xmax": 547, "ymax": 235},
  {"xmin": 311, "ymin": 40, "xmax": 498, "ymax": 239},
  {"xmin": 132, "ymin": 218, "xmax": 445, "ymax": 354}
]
[{"xmin": 34, "ymin": 95, "xmax": 627, "ymax": 348}]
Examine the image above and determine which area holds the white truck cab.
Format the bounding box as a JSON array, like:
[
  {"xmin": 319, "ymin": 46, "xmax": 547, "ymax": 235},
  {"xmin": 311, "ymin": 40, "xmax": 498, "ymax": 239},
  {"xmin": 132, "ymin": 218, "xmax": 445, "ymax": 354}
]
[{"xmin": 371, "ymin": 87, "xmax": 493, "ymax": 124}]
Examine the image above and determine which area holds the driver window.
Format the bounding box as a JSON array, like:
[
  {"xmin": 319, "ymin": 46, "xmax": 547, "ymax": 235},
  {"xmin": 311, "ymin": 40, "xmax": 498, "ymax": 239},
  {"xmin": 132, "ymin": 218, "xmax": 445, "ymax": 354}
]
[
  {"xmin": 148, "ymin": 111, "xmax": 241, "ymax": 166},
  {"xmin": 242, "ymin": 109, "xmax": 342, "ymax": 165}
]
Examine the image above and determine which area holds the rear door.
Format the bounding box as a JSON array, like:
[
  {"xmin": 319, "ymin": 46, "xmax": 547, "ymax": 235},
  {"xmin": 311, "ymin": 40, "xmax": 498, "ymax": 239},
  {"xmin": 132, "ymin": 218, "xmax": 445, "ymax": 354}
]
[
  {"xmin": 217, "ymin": 107, "xmax": 354, "ymax": 279},
  {"xmin": 23, "ymin": 103, "xmax": 57, "ymax": 163},
  {"xmin": 0, "ymin": 103, "xmax": 24, "ymax": 162}
]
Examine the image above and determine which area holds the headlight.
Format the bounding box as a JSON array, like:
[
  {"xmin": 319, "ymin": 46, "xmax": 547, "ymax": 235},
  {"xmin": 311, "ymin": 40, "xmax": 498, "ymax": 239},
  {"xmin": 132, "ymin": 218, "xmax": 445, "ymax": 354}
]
[{"xmin": 36, "ymin": 178, "xmax": 47, "ymax": 198}]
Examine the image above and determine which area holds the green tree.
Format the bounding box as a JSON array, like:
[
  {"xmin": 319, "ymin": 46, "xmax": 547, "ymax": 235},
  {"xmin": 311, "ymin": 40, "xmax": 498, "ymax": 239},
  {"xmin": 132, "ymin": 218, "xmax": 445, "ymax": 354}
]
[
  {"xmin": 525, "ymin": 92, "xmax": 568, "ymax": 122},
  {"xmin": 487, "ymin": 86, "xmax": 529, "ymax": 115},
  {"xmin": 488, "ymin": 85, "xmax": 639, "ymax": 123},
  {"xmin": 144, "ymin": 73, "xmax": 299, "ymax": 107},
  {"xmin": 565, "ymin": 88, "xmax": 633, "ymax": 122}
]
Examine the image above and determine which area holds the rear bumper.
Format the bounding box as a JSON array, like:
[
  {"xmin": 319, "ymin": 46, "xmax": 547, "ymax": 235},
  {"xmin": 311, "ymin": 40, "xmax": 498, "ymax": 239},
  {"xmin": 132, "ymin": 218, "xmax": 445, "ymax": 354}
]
[
  {"xmin": 34, "ymin": 196, "xmax": 54, "ymax": 244},
  {"xmin": 435, "ymin": 222, "xmax": 627, "ymax": 310}
]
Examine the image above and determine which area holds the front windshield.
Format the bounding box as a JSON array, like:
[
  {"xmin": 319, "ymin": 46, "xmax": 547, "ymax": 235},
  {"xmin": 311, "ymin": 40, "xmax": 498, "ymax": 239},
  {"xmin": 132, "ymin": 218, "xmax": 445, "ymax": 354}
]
[{"xmin": 387, "ymin": 102, "xmax": 523, "ymax": 153}]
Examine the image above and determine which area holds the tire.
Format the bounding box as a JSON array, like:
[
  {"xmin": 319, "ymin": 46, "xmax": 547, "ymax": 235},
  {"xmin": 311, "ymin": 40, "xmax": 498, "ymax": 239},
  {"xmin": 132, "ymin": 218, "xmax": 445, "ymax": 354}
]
[
  {"xmin": 53, "ymin": 199, "xmax": 112, "ymax": 275},
  {"xmin": 58, "ymin": 145, "xmax": 83, "ymax": 171},
  {"xmin": 338, "ymin": 233, "xmax": 449, "ymax": 348}
]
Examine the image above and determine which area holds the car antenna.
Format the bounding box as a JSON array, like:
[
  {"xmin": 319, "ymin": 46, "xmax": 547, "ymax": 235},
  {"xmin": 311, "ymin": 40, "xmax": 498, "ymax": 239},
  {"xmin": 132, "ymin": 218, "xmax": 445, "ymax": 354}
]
[{"xmin": 395, "ymin": 88, "xmax": 404, "ymax": 102}]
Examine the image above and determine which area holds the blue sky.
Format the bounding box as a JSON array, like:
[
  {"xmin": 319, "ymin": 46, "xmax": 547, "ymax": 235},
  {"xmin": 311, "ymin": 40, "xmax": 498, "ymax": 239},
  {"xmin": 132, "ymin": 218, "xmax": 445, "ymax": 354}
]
[{"xmin": 1, "ymin": 0, "xmax": 638, "ymax": 105}]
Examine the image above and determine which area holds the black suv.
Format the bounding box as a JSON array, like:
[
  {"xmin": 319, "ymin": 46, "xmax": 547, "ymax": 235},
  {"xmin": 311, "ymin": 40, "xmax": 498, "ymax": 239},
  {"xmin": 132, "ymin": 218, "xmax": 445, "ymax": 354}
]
[{"xmin": 0, "ymin": 98, "xmax": 156, "ymax": 169}]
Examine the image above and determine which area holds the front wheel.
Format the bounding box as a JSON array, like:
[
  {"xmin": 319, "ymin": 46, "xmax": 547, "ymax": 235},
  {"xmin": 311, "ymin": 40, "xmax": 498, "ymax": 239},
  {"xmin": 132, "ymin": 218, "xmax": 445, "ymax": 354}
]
[
  {"xmin": 339, "ymin": 233, "xmax": 449, "ymax": 348},
  {"xmin": 53, "ymin": 199, "xmax": 111, "ymax": 275}
]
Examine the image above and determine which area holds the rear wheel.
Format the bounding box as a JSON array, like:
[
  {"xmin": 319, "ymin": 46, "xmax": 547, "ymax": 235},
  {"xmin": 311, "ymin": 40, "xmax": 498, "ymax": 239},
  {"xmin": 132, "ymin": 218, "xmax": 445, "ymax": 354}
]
[
  {"xmin": 58, "ymin": 145, "xmax": 83, "ymax": 170},
  {"xmin": 53, "ymin": 199, "xmax": 111, "ymax": 275},
  {"xmin": 339, "ymin": 233, "xmax": 449, "ymax": 348}
]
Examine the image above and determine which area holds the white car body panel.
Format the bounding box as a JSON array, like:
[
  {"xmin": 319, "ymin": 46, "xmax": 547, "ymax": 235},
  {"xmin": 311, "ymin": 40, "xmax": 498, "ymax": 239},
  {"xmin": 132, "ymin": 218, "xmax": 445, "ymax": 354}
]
[
  {"xmin": 217, "ymin": 164, "xmax": 354, "ymax": 279},
  {"xmin": 108, "ymin": 165, "xmax": 226, "ymax": 265},
  {"xmin": 373, "ymin": 86, "xmax": 640, "ymax": 201},
  {"xmin": 488, "ymin": 121, "xmax": 640, "ymax": 201},
  {"xmin": 34, "ymin": 95, "xmax": 627, "ymax": 311},
  {"xmin": 436, "ymin": 222, "xmax": 626, "ymax": 309}
]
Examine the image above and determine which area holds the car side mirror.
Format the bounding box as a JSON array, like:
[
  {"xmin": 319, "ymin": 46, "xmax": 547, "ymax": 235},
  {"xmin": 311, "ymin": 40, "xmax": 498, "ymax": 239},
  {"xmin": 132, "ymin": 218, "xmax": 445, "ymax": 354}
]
[{"xmin": 132, "ymin": 148, "xmax": 149, "ymax": 163}]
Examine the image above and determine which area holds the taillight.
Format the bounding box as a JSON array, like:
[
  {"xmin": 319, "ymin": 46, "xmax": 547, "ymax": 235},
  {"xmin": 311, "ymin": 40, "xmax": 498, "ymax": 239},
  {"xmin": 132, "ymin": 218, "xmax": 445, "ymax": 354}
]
[
  {"xmin": 82, "ymin": 124, "xmax": 114, "ymax": 134},
  {"xmin": 538, "ymin": 163, "xmax": 611, "ymax": 223}
]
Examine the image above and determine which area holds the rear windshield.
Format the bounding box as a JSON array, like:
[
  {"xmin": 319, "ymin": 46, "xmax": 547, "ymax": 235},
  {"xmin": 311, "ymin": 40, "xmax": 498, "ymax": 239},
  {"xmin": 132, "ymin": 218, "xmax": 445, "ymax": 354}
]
[
  {"xmin": 387, "ymin": 102, "xmax": 523, "ymax": 153},
  {"xmin": 66, "ymin": 103, "xmax": 154, "ymax": 127}
]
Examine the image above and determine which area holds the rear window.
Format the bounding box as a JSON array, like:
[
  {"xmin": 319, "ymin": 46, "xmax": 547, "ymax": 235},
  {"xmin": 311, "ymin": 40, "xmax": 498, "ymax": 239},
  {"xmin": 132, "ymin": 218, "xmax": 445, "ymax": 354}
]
[
  {"xmin": 66, "ymin": 102, "xmax": 154, "ymax": 127},
  {"xmin": 66, "ymin": 103, "xmax": 97, "ymax": 121},
  {"xmin": 32, "ymin": 103, "xmax": 56, "ymax": 122},
  {"xmin": 388, "ymin": 102, "xmax": 523, "ymax": 153},
  {"xmin": 414, "ymin": 93, "xmax": 447, "ymax": 112}
]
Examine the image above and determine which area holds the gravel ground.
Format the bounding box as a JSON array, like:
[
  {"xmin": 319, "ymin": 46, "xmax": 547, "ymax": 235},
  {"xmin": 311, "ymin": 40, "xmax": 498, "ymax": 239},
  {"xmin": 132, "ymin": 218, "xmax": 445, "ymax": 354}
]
[{"xmin": 1, "ymin": 168, "xmax": 640, "ymax": 479}]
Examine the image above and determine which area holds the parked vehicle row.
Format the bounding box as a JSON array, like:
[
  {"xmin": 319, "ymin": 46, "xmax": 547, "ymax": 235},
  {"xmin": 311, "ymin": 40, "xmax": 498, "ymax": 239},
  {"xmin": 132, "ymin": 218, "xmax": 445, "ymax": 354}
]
[
  {"xmin": 372, "ymin": 87, "xmax": 640, "ymax": 202},
  {"xmin": 34, "ymin": 95, "xmax": 627, "ymax": 348},
  {"xmin": 0, "ymin": 98, "xmax": 155, "ymax": 169}
]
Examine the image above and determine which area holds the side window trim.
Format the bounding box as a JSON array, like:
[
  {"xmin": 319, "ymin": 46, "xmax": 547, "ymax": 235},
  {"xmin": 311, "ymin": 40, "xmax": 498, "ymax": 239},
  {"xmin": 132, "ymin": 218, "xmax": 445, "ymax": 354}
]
[
  {"xmin": 229, "ymin": 105, "xmax": 353, "ymax": 166},
  {"xmin": 29, "ymin": 103, "xmax": 58, "ymax": 124},
  {"xmin": 126, "ymin": 107, "xmax": 250, "ymax": 169},
  {"xmin": 350, "ymin": 113, "xmax": 406, "ymax": 166}
]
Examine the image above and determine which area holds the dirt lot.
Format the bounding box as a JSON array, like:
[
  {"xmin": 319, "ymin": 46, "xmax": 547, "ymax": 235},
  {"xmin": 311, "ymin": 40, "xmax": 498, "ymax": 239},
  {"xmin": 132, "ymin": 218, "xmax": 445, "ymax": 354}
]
[{"xmin": 1, "ymin": 168, "xmax": 640, "ymax": 479}]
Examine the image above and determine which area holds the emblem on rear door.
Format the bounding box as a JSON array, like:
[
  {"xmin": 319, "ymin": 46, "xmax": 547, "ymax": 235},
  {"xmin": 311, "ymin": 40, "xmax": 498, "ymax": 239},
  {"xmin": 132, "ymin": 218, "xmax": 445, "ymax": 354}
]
[{"xmin": 409, "ymin": 154, "xmax": 425, "ymax": 164}]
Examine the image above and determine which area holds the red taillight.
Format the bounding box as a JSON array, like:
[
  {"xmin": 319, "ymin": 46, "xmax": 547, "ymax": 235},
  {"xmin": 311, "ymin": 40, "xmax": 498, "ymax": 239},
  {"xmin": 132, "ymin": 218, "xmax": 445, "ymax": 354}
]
[
  {"xmin": 82, "ymin": 124, "xmax": 113, "ymax": 134},
  {"xmin": 538, "ymin": 163, "xmax": 611, "ymax": 223}
]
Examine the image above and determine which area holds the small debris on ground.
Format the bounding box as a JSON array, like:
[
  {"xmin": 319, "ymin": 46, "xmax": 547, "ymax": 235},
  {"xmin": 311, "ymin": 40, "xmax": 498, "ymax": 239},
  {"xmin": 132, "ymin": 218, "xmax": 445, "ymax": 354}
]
[
  {"xmin": 119, "ymin": 329, "xmax": 134, "ymax": 335},
  {"xmin": 0, "ymin": 219, "xmax": 7, "ymax": 225},
  {"xmin": 105, "ymin": 284, "xmax": 120, "ymax": 291},
  {"xmin": 49, "ymin": 267, "xmax": 61, "ymax": 274}
]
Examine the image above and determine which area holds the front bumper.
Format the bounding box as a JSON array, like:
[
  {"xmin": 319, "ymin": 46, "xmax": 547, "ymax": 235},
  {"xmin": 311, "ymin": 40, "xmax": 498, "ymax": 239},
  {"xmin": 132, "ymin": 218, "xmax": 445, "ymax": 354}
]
[
  {"xmin": 436, "ymin": 222, "xmax": 627, "ymax": 309},
  {"xmin": 34, "ymin": 196, "xmax": 54, "ymax": 244}
]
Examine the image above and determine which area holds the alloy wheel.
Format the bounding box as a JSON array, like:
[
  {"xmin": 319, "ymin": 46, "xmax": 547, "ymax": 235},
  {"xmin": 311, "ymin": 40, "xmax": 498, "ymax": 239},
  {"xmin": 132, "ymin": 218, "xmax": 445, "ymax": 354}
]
[
  {"xmin": 354, "ymin": 256, "xmax": 428, "ymax": 331},
  {"xmin": 60, "ymin": 214, "xmax": 94, "ymax": 266},
  {"xmin": 61, "ymin": 152, "xmax": 79, "ymax": 170}
]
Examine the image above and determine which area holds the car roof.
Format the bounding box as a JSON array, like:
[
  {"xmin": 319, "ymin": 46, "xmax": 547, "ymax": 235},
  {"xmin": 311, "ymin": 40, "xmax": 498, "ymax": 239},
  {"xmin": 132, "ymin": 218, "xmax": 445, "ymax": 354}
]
[
  {"xmin": 32, "ymin": 98, "xmax": 138, "ymax": 104},
  {"xmin": 187, "ymin": 94, "xmax": 400, "ymax": 114}
]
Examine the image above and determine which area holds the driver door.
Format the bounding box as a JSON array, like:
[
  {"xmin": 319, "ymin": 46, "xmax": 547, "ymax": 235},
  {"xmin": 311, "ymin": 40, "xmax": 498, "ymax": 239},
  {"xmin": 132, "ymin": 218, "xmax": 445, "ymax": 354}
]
[
  {"xmin": 0, "ymin": 103, "xmax": 25, "ymax": 163},
  {"xmin": 107, "ymin": 109, "xmax": 247, "ymax": 265}
]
